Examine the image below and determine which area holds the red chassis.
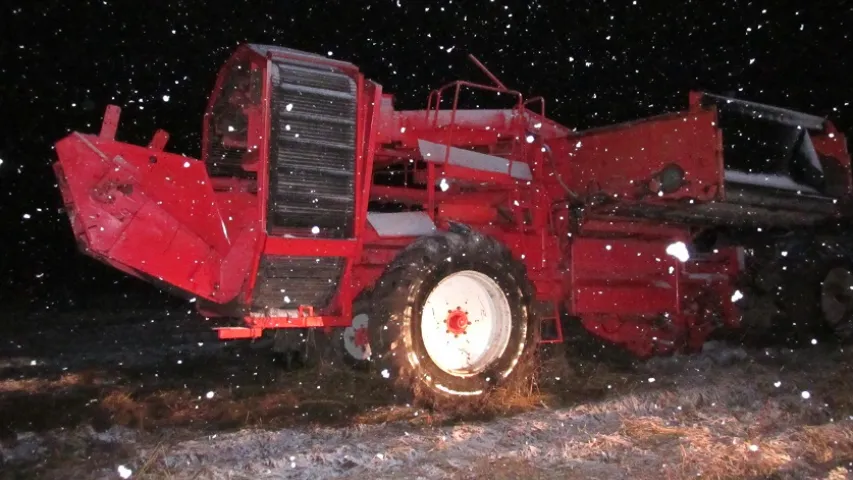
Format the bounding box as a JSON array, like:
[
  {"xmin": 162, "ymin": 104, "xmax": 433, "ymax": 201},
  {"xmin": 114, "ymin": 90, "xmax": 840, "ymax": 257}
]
[{"xmin": 53, "ymin": 44, "xmax": 851, "ymax": 359}]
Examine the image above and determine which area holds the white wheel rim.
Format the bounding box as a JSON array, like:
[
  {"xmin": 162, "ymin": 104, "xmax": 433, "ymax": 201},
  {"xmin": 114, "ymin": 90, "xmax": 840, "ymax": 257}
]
[
  {"xmin": 343, "ymin": 313, "xmax": 371, "ymax": 361},
  {"xmin": 420, "ymin": 270, "xmax": 513, "ymax": 377}
]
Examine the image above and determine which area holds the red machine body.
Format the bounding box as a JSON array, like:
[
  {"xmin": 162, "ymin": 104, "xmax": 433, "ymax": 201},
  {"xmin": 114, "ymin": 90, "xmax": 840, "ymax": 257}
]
[{"xmin": 53, "ymin": 44, "xmax": 852, "ymax": 359}]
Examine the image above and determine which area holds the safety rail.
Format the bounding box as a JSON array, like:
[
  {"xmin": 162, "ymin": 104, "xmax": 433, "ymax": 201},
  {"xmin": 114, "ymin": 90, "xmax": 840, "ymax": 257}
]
[{"xmin": 422, "ymin": 55, "xmax": 547, "ymax": 220}]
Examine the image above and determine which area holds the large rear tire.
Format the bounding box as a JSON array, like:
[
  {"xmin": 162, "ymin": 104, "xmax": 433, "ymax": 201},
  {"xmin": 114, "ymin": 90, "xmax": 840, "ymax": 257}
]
[
  {"xmin": 368, "ymin": 227, "xmax": 539, "ymax": 407},
  {"xmin": 736, "ymin": 238, "xmax": 853, "ymax": 345}
]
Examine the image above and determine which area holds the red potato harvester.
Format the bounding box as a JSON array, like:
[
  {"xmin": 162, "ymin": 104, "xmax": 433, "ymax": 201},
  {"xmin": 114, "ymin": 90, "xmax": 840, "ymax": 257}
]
[{"xmin": 53, "ymin": 44, "xmax": 853, "ymax": 404}]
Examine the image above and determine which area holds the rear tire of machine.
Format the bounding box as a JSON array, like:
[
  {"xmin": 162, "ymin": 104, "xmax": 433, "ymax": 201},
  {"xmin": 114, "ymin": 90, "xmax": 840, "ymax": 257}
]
[
  {"xmin": 738, "ymin": 239, "xmax": 853, "ymax": 346},
  {"xmin": 368, "ymin": 228, "xmax": 540, "ymax": 409},
  {"xmin": 780, "ymin": 241, "xmax": 853, "ymax": 344}
]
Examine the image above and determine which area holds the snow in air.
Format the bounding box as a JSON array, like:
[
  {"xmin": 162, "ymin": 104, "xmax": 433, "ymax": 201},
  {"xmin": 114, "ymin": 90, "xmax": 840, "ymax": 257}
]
[
  {"xmin": 117, "ymin": 465, "xmax": 133, "ymax": 479},
  {"xmin": 731, "ymin": 290, "xmax": 744, "ymax": 302},
  {"xmin": 666, "ymin": 241, "xmax": 690, "ymax": 262},
  {"xmin": 439, "ymin": 178, "xmax": 450, "ymax": 192},
  {"xmin": 205, "ymin": 391, "xmax": 215, "ymax": 399},
  {"xmin": 311, "ymin": 226, "xmax": 320, "ymax": 234},
  {"xmin": 802, "ymin": 391, "xmax": 811, "ymax": 399},
  {"xmin": 285, "ymin": 103, "xmax": 294, "ymax": 112},
  {"xmin": 525, "ymin": 134, "xmax": 535, "ymax": 143},
  {"xmin": 162, "ymin": 95, "xmax": 170, "ymax": 102},
  {"xmin": 183, "ymin": 161, "xmax": 191, "ymax": 168}
]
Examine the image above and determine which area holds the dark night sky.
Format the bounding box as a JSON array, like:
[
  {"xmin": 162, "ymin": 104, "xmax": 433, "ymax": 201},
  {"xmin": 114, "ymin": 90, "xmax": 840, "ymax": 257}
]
[{"xmin": 0, "ymin": 0, "xmax": 850, "ymax": 311}]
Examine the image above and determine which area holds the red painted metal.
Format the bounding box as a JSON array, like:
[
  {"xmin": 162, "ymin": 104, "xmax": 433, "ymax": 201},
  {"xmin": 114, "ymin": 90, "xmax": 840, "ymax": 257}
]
[
  {"xmin": 446, "ymin": 308, "xmax": 470, "ymax": 336},
  {"xmin": 52, "ymin": 43, "xmax": 853, "ymax": 359},
  {"xmin": 99, "ymin": 105, "xmax": 120, "ymax": 141},
  {"xmin": 148, "ymin": 129, "xmax": 169, "ymax": 151},
  {"xmin": 353, "ymin": 326, "xmax": 369, "ymax": 348}
]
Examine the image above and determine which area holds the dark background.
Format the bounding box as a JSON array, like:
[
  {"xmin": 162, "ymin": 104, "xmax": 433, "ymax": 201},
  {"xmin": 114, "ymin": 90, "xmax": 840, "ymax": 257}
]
[{"xmin": 0, "ymin": 0, "xmax": 850, "ymax": 313}]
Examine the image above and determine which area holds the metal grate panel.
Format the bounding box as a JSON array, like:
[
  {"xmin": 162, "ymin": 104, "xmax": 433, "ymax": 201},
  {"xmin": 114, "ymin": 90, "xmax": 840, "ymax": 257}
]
[
  {"xmin": 251, "ymin": 256, "xmax": 345, "ymax": 310},
  {"xmin": 267, "ymin": 60, "xmax": 358, "ymax": 238}
]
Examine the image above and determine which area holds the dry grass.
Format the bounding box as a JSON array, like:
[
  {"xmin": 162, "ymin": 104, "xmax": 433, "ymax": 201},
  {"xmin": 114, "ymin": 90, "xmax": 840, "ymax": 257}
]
[
  {"xmin": 0, "ymin": 372, "xmax": 103, "ymax": 394},
  {"xmin": 795, "ymin": 423, "xmax": 853, "ymax": 464},
  {"xmin": 618, "ymin": 415, "xmax": 853, "ymax": 480},
  {"xmin": 621, "ymin": 416, "xmax": 711, "ymax": 446}
]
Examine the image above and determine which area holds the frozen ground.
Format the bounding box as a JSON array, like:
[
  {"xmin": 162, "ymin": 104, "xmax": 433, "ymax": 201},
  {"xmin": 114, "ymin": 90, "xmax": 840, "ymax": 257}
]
[{"xmin": 2, "ymin": 308, "xmax": 853, "ymax": 479}]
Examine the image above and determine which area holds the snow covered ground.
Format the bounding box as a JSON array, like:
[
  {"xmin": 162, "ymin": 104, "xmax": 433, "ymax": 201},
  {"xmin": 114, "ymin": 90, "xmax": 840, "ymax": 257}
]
[{"xmin": 2, "ymin": 309, "xmax": 853, "ymax": 479}]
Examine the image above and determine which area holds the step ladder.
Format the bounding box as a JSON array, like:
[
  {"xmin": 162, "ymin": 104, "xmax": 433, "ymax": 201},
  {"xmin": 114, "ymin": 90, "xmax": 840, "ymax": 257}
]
[{"xmin": 534, "ymin": 299, "xmax": 563, "ymax": 344}]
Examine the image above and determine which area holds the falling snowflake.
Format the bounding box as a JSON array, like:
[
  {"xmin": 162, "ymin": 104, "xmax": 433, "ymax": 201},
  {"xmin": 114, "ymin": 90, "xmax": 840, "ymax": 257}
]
[
  {"xmin": 117, "ymin": 465, "xmax": 133, "ymax": 479},
  {"xmin": 666, "ymin": 241, "xmax": 690, "ymax": 262},
  {"xmin": 205, "ymin": 391, "xmax": 215, "ymax": 399}
]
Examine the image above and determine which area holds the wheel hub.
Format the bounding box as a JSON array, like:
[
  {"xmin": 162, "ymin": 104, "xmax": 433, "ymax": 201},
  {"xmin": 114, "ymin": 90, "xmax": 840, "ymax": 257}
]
[
  {"xmin": 343, "ymin": 312, "xmax": 371, "ymax": 361},
  {"xmin": 446, "ymin": 308, "xmax": 469, "ymax": 336},
  {"xmin": 353, "ymin": 326, "xmax": 369, "ymax": 348}
]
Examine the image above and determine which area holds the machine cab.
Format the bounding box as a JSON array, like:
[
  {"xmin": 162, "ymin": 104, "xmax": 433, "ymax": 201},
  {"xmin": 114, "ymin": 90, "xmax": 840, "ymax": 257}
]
[{"xmin": 203, "ymin": 49, "xmax": 265, "ymax": 186}]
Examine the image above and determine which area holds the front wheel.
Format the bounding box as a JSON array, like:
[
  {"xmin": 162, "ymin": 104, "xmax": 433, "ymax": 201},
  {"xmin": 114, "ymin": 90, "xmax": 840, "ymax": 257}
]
[
  {"xmin": 368, "ymin": 228, "xmax": 539, "ymax": 407},
  {"xmin": 338, "ymin": 296, "xmax": 373, "ymax": 369}
]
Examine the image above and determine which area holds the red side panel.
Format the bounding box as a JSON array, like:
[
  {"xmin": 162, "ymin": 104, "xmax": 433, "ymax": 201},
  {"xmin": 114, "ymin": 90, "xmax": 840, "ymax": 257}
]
[
  {"xmin": 570, "ymin": 237, "xmax": 680, "ymax": 315},
  {"xmin": 551, "ymin": 109, "xmax": 722, "ymax": 201},
  {"xmin": 54, "ymin": 132, "xmax": 239, "ymax": 302}
]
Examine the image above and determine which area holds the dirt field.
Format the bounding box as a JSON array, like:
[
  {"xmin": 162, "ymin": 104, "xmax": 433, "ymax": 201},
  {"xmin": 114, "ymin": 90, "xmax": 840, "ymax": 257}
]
[{"xmin": 2, "ymin": 307, "xmax": 853, "ymax": 479}]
